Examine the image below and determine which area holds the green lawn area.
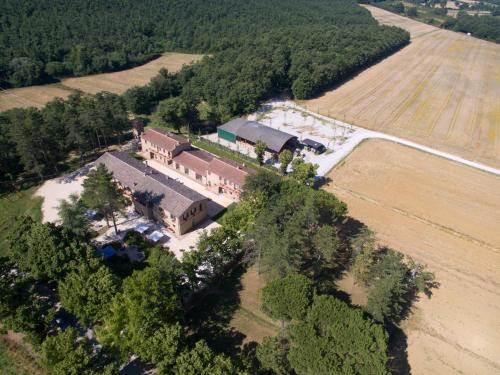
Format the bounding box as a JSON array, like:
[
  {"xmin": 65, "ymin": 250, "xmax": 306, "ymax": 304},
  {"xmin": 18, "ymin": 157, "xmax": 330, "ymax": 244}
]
[
  {"xmin": 0, "ymin": 186, "xmax": 43, "ymax": 257},
  {"xmin": 0, "ymin": 339, "xmax": 44, "ymax": 375},
  {"xmin": 192, "ymin": 139, "xmax": 263, "ymax": 170}
]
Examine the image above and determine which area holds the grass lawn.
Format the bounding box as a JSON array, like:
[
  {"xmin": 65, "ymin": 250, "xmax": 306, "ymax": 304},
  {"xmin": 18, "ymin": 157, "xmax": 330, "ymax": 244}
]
[
  {"xmin": 192, "ymin": 139, "xmax": 263, "ymax": 170},
  {"xmin": 187, "ymin": 265, "xmax": 278, "ymax": 355},
  {"xmin": 229, "ymin": 265, "xmax": 279, "ymax": 344},
  {"xmin": 0, "ymin": 186, "xmax": 43, "ymax": 257},
  {"xmin": 0, "ymin": 339, "xmax": 44, "ymax": 375}
]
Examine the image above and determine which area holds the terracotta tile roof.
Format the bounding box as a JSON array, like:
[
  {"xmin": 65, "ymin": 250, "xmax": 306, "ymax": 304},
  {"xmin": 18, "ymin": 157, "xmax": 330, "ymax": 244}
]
[
  {"xmin": 142, "ymin": 128, "xmax": 189, "ymax": 152},
  {"xmin": 95, "ymin": 152, "xmax": 208, "ymax": 217},
  {"xmin": 173, "ymin": 149, "xmax": 214, "ymax": 176},
  {"xmin": 209, "ymin": 157, "xmax": 255, "ymax": 186}
]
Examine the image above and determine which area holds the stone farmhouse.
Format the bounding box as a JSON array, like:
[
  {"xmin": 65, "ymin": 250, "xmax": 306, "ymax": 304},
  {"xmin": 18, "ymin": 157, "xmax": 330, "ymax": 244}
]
[
  {"xmin": 96, "ymin": 151, "xmax": 209, "ymax": 236},
  {"xmin": 141, "ymin": 128, "xmax": 255, "ymax": 200},
  {"xmin": 217, "ymin": 118, "xmax": 298, "ymax": 159}
]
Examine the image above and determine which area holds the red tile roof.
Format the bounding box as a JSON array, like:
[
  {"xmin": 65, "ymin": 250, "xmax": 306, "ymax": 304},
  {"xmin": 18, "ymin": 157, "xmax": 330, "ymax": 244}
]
[
  {"xmin": 209, "ymin": 157, "xmax": 255, "ymax": 186},
  {"xmin": 142, "ymin": 128, "xmax": 189, "ymax": 152},
  {"xmin": 173, "ymin": 149, "xmax": 214, "ymax": 175}
]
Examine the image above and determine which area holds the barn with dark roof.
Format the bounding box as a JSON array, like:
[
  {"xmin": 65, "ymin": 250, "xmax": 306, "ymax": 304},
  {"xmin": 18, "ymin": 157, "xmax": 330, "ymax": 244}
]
[{"xmin": 218, "ymin": 118, "xmax": 298, "ymax": 158}]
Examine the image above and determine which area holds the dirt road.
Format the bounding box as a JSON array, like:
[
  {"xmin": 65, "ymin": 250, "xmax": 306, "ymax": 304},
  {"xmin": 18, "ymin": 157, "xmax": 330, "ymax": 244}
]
[{"xmin": 325, "ymin": 140, "xmax": 500, "ymax": 375}]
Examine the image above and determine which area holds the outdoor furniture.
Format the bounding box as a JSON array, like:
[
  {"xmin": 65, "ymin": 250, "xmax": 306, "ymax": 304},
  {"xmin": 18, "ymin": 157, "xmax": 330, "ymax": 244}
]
[
  {"xmin": 134, "ymin": 223, "xmax": 150, "ymax": 234},
  {"xmin": 124, "ymin": 245, "xmax": 145, "ymax": 262},
  {"xmin": 147, "ymin": 230, "xmax": 164, "ymax": 243}
]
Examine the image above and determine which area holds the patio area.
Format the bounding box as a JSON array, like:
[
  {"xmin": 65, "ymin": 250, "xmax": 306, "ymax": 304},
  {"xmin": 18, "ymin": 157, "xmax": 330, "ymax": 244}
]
[{"xmin": 92, "ymin": 206, "xmax": 220, "ymax": 260}]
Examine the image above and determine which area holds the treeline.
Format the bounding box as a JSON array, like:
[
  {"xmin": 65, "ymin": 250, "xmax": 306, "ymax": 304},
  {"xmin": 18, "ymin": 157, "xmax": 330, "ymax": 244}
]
[
  {"xmin": 1, "ymin": 0, "xmax": 409, "ymax": 99},
  {"xmin": 0, "ymin": 92, "xmax": 129, "ymax": 190},
  {"xmin": 443, "ymin": 12, "xmax": 500, "ymax": 43},
  {"xmin": 372, "ymin": 1, "xmax": 500, "ymax": 43}
]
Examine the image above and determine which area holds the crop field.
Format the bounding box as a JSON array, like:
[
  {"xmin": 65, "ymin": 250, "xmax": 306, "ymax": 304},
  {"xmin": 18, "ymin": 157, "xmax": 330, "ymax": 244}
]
[
  {"xmin": 303, "ymin": 5, "xmax": 500, "ymax": 168},
  {"xmin": 0, "ymin": 52, "xmax": 203, "ymax": 111},
  {"xmin": 324, "ymin": 140, "xmax": 500, "ymax": 375},
  {"xmin": 61, "ymin": 52, "xmax": 203, "ymax": 94}
]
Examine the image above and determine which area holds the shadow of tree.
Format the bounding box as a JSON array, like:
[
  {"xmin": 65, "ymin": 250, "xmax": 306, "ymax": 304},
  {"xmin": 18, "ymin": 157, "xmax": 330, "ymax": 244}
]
[
  {"xmin": 185, "ymin": 266, "xmax": 247, "ymax": 356},
  {"xmin": 387, "ymin": 323, "xmax": 411, "ymax": 375}
]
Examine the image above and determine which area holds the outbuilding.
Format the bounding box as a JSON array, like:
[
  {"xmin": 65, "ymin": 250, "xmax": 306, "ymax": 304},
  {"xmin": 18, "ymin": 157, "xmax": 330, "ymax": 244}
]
[{"xmin": 218, "ymin": 118, "xmax": 298, "ymax": 158}]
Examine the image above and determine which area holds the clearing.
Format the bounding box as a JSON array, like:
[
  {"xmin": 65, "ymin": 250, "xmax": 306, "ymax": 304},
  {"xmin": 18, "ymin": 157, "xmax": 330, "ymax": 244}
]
[
  {"xmin": 303, "ymin": 5, "xmax": 500, "ymax": 168},
  {"xmin": 229, "ymin": 266, "xmax": 279, "ymax": 344},
  {"xmin": 0, "ymin": 52, "xmax": 203, "ymax": 111},
  {"xmin": 325, "ymin": 139, "xmax": 500, "ymax": 375}
]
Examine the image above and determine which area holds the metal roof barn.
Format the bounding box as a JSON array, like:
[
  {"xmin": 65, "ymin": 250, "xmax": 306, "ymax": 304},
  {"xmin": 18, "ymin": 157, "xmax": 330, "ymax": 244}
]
[{"xmin": 218, "ymin": 118, "xmax": 297, "ymax": 153}]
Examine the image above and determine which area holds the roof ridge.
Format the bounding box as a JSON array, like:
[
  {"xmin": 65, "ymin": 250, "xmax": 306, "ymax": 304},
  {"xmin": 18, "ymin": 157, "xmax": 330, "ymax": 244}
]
[{"xmin": 106, "ymin": 152, "xmax": 203, "ymax": 203}]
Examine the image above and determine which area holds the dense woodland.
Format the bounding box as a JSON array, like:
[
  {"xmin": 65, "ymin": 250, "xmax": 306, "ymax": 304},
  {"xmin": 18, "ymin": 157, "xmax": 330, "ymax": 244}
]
[
  {"xmin": 0, "ymin": 0, "xmax": 409, "ymax": 100},
  {"xmin": 0, "ymin": 92, "xmax": 129, "ymax": 190},
  {"xmin": 442, "ymin": 12, "xmax": 500, "ymax": 42},
  {"xmin": 0, "ymin": 168, "xmax": 435, "ymax": 374}
]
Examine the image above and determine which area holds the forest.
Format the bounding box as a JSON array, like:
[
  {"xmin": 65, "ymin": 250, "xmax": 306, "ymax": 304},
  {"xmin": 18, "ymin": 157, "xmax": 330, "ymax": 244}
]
[
  {"xmin": 442, "ymin": 12, "xmax": 500, "ymax": 42},
  {"xmin": 0, "ymin": 92, "xmax": 130, "ymax": 190},
  {"xmin": 0, "ymin": 0, "xmax": 409, "ymax": 100}
]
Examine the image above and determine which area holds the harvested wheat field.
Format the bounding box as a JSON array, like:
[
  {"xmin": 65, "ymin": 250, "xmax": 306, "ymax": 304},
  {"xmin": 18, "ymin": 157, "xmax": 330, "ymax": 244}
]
[
  {"xmin": 0, "ymin": 52, "xmax": 203, "ymax": 111},
  {"xmin": 304, "ymin": 5, "xmax": 500, "ymax": 168},
  {"xmin": 325, "ymin": 139, "xmax": 500, "ymax": 375},
  {"xmin": 61, "ymin": 52, "xmax": 203, "ymax": 94},
  {"xmin": 0, "ymin": 84, "xmax": 72, "ymax": 112}
]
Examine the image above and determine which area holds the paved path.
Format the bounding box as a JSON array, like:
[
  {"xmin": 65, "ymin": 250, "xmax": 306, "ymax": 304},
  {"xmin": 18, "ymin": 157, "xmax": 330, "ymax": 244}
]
[{"xmin": 284, "ymin": 101, "xmax": 500, "ymax": 177}]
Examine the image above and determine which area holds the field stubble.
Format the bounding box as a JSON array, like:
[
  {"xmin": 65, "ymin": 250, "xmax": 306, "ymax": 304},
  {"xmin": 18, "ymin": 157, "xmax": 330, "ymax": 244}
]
[
  {"xmin": 0, "ymin": 52, "xmax": 203, "ymax": 111},
  {"xmin": 325, "ymin": 139, "xmax": 500, "ymax": 375},
  {"xmin": 304, "ymin": 5, "xmax": 500, "ymax": 168}
]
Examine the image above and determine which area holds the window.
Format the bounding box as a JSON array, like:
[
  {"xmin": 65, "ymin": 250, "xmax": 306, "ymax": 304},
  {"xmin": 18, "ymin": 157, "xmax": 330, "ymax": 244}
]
[
  {"xmin": 175, "ymin": 163, "xmax": 180, "ymax": 170},
  {"xmin": 199, "ymin": 203, "xmax": 203, "ymax": 211},
  {"xmin": 184, "ymin": 167, "xmax": 189, "ymax": 174},
  {"xmin": 196, "ymin": 173, "xmax": 202, "ymax": 180}
]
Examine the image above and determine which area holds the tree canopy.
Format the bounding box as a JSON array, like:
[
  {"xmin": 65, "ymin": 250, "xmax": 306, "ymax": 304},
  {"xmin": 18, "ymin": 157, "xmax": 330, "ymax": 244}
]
[
  {"xmin": 8, "ymin": 216, "xmax": 95, "ymax": 280},
  {"xmin": 81, "ymin": 164, "xmax": 128, "ymax": 234},
  {"xmin": 287, "ymin": 295, "xmax": 389, "ymax": 375},
  {"xmin": 261, "ymin": 274, "xmax": 314, "ymax": 324}
]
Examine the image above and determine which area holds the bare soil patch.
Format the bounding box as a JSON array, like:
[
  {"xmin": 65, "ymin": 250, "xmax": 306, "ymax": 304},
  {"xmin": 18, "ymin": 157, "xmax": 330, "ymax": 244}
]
[
  {"xmin": 324, "ymin": 139, "xmax": 500, "ymax": 374},
  {"xmin": 304, "ymin": 5, "xmax": 500, "ymax": 168},
  {"xmin": 0, "ymin": 52, "xmax": 203, "ymax": 111}
]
